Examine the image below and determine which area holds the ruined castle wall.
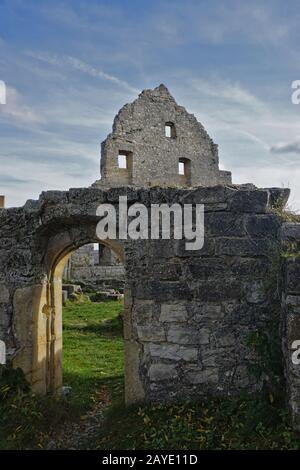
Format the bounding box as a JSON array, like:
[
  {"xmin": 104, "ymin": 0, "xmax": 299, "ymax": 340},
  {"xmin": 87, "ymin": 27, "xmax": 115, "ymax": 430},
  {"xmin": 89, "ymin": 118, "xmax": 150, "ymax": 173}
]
[
  {"xmin": 63, "ymin": 244, "xmax": 125, "ymax": 289},
  {"xmin": 68, "ymin": 265, "xmax": 125, "ymax": 290},
  {"xmin": 281, "ymin": 223, "xmax": 300, "ymax": 431},
  {"xmin": 0, "ymin": 186, "xmax": 289, "ymax": 406},
  {"xmin": 98, "ymin": 85, "xmax": 231, "ymax": 188},
  {"xmin": 126, "ymin": 187, "xmax": 283, "ymax": 401}
]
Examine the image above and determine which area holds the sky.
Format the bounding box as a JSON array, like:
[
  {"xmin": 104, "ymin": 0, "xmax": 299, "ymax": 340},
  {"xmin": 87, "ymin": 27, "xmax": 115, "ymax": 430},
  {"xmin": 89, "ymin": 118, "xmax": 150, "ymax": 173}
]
[{"xmin": 0, "ymin": 0, "xmax": 300, "ymax": 209}]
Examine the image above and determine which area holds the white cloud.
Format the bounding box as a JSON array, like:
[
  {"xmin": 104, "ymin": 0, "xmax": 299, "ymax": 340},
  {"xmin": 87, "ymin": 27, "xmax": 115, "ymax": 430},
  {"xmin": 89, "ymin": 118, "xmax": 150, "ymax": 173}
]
[{"xmin": 0, "ymin": 86, "xmax": 44, "ymax": 125}]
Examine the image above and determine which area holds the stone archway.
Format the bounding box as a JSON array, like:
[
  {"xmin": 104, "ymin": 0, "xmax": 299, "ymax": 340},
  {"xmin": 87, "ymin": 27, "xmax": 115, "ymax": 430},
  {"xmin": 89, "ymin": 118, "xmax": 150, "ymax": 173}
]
[
  {"xmin": 45, "ymin": 236, "xmax": 125, "ymax": 397},
  {"xmin": 9, "ymin": 196, "xmax": 145, "ymax": 404},
  {"xmin": 2, "ymin": 185, "xmax": 297, "ymax": 422}
]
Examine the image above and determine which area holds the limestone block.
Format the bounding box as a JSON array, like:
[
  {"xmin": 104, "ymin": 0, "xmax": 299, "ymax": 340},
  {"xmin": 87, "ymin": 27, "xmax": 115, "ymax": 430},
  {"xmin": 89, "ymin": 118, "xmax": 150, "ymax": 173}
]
[
  {"xmin": 136, "ymin": 325, "xmax": 165, "ymax": 342},
  {"xmin": 192, "ymin": 303, "xmax": 222, "ymax": 320},
  {"xmin": 0, "ymin": 284, "xmax": 9, "ymax": 303},
  {"xmin": 245, "ymin": 214, "xmax": 280, "ymax": 237},
  {"xmin": 217, "ymin": 334, "xmax": 236, "ymax": 347},
  {"xmin": 149, "ymin": 363, "xmax": 178, "ymax": 381},
  {"xmin": 132, "ymin": 300, "xmax": 155, "ymax": 324},
  {"xmin": 245, "ymin": 280, "xmax": 266, "ymax": 304},
  {"xmin": 286, "ymin": 258, "xmax": 300, "ymax": 294},
  {"xmin": 160, "ymin": 303, "xmax": 188, "ymax": 322},
  {"xmin": 215, "ymin": 238, "xmax": 274, "ymax": 257},
  {"xmin": 185, "ymin": 366, "xmax": 219, "ymax": 384},
  {"xmin": 149, "ymin": 343, "xmax": 198, "ymax": 362},
  {"xmin": 281, "ymin": 223, "xmax": 300, "ymax": 242},
  {"xmin": 205, "ymin": 212, "xmax": 245, "ymax": 237},
  {"xmin": 229, "ymin": 190, "xmax": 269, "ymax": 213},
  {"xmin": 167, "ymin": 325, "xmax": 209, "ymax": 345}
]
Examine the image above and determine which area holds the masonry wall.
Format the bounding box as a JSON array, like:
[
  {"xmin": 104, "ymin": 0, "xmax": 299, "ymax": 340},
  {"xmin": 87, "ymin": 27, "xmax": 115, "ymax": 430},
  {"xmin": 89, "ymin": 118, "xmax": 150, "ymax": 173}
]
[
  {"xmin": 96, "ymin": 85, "xmax": 231, "ymax": 188},
  {"xmin": 0, "ymin": 185, "xmax": 293, "ymax": 411},
  {"xmin": 68, "ymin": 265, "xmax": 125, "ymax": 290},
  {"xmin": 281, "ymin": 222, "xmax": 300, "ymax": 431},
  {"xmin": 63, "ymin": 244, "xmax": 125, "ymax": 289},
  {"xmin": 125, "ymin": 187, "xmax": 285, "ymax": 401}
]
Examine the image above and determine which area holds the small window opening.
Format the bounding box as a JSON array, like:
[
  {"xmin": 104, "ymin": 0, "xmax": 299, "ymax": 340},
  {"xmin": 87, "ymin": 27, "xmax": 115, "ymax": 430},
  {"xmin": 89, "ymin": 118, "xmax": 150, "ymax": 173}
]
[
  {"xmin": 178, "ymin": 158, "xmax": 191, "ymax": 185},
  {"xmin": 118, "ymin": 153, "xmax": 127, "ymax": 169},
  {"xmin": 165, "ymin": 122, "xmax": 176, "ymax": 139},
  {"xmin": 178, "ymin": 161, "xmax": 185, "ymax": 175}
]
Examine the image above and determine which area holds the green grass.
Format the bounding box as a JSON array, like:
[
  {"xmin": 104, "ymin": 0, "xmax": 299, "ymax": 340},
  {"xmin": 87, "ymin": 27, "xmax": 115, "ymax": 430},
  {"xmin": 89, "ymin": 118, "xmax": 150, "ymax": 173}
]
[
  {"xmin": 0, "ymin": 299, "xmax": 124, "ymax": 449},
  {"xmin": 62, "ymin": 300, "xmax": 124, "ymax": 410}
]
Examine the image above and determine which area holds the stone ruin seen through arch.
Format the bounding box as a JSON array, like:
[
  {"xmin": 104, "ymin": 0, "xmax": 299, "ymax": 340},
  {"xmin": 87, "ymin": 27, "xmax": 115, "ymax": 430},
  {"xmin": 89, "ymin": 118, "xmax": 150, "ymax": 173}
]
[{"xmin": 1, "ymin": 84, "xmax": 300, "ymax": 430}]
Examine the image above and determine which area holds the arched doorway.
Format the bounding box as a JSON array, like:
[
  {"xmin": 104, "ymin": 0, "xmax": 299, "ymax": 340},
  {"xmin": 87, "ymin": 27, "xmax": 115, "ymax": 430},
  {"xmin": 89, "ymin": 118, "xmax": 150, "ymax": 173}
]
[
  {"xmin": 46, "ymin": 241, "xmax": 125, "ymax": 394},
  {"xmin": 12, "ymin": 212, "xmax": 140, "ymax": 403},
  {"xmin": 46, "ymin": 237, "xmax": 125, "ymax": 397}
]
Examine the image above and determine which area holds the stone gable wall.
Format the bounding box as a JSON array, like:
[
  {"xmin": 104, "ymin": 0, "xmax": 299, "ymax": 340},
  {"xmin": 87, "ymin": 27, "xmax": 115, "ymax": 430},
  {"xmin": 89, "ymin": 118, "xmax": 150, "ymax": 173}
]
[{"xmin": 96, "ymin": 85, "xmax": 231, "ymax": 188}]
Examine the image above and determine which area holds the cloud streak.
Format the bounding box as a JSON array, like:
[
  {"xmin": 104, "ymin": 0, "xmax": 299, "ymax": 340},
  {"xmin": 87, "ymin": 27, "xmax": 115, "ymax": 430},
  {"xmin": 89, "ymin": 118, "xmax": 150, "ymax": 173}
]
[{"xmin": 26, "ymin": 51, "xmax": 139, "ymax": 94}]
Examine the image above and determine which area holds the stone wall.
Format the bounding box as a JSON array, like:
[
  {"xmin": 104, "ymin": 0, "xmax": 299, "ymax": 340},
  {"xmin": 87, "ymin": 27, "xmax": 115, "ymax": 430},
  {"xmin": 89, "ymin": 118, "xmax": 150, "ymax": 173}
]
[
  {"xmin": 69, "ymin": 265, "xmax": 125, "ymax": 290},
  {"xmin": 281, "ymin": 222, "xmax": 300, "ymax": 431},
  {"xmin": 63, "ymin": 244, "xmax": 125, "ymax": 289},
  {"xmin": 95, "ymin": 85, "xmax": 231, "ymax": 188},
  {"xmin": 0, "ymin": 185, "xmax": 296, "ymax": 417}
]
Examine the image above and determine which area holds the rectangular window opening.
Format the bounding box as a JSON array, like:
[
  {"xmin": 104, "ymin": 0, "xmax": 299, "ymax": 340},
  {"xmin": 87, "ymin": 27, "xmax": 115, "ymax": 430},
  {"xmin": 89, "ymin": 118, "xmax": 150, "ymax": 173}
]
[
  {"xmin": 118, "ymin": 154, "xmax": 127, "ymax": 169},
  {"xmin": 165, "ymin": 125, "xmax": 172, "ymax": 138},
  {"xmin": 178, "ymin": 161, "xmax": 185, "ymax": 175}
]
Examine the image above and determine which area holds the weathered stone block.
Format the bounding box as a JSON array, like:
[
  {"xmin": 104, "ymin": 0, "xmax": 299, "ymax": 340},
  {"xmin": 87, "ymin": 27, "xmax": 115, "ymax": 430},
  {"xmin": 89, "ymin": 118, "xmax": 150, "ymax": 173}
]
[
  {"xmin": 0, "ymin": 285, "xmax": 9, "ymax": 303},
  {"xmin": 167, "ymin": 325, "xmax": 209, "ymax": 345},
  {"xmin": 281, "ymin": 223, "xmax": 300, "ymax": 242},
  {"xmin": 267, "ymin": 187, "xmax": 290, "ymax": 209},
  {"xmin": 185, "ymin": 366, "xmax": 219, "ymax": 384},
  {"xmin": 160, "ymin": 303, "xmax": 188, "ymax": 322},
  {"xmin": 149, "ymin": 343, "xmax": 198, "ymax": 362},
  {"xmin": 192, "ymin": 303, "xmax": 222, "ymax": 320},
  {"xmin": 285, "ymin": 295, "xmax": 300, "ymax": 309},
  {"xmin": 215, "ymin": 238, "xmax": 275, "ymax": 257},
  {"xmin": 229, "ymin": 190, "xmax": 269, "ymax": 213},
  {"xmin": 137, "ymin": 325, "xmax": 165, "ymax": 342},
  {"xmin": 180, "ymin": 186, "xmax": 235, "ymax": 204},
  {"xmin": 286, "ymin": 258, "xmax": 300, "ymax": 293},
  {"xmin": 187, "ymin": 259, "xmax": 227, "ymax": 279},
  {"xmin": 205, "ymin": 212, "xmax": 245, "ymax": 237},
  {"xmin": 217, "ymin": 334, "xmax": 236, "ymax": 347},
  {"xmin": 194, "ymin": 279, "xmax": 242, "ymax": 301},
  {"xmin": 133, "ymin": 281, "xmax": 193, "ymax": 301},
  {"xmin": 174, "ymin": 238, "xmax": 215, "ymax": 257},
  {"xmin": 245, "ymin": 280, "xmax": 266, "ymax": 304},
  {"xmin": 228, "ymin": 257, "xmax": 270, "ymax": 277},
  {"xmin": 152, "ymin": 262, "xmax": 182, "ymax": 281},
  {"xmin": 132, "ymin": 300, "xmax": 156, "ymax": 324},
  {"xmin": 245, "ymin": 214, "xmax": 280, "ymax": 238},
  {"xmin": 148, "ymin": 363, "xmax": 178, "ymax": 381}
]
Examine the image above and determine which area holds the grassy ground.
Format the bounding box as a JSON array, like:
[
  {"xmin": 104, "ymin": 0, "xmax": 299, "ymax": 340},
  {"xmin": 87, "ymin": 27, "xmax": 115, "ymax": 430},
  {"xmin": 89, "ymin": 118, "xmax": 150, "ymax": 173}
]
[
  {"xmin": 62, "ymin": 300, "xmax": 124, "ymax": 410},
  {"xmin": 0, "ymin": 299, "xmax": 124, "ymax": 449},
  {"xmin": 0, "ymin": 298, "xmax": 299, "ymax": 450}
]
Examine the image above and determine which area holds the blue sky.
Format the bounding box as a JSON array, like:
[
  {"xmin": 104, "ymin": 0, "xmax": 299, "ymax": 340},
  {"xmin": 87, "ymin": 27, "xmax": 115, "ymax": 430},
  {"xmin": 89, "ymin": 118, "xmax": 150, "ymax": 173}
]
[{"xmin": 1, "ymin": 0, "xmax": 300, "ymax": 208}]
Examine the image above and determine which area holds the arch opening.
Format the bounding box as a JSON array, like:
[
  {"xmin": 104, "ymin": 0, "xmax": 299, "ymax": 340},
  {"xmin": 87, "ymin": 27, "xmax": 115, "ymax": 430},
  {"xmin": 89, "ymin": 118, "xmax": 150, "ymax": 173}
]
[{"xmin": 48, "ymin": 239, "xmax": 126, "ymax": 401}]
